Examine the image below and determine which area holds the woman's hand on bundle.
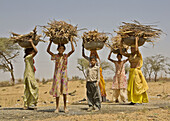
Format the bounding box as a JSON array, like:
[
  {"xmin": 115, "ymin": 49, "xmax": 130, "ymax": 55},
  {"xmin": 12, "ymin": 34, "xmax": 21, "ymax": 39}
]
[
  {"xmin": 49, "ymin": 39, "xmax": 53, "ymax": 43},
  {"xmin": 28, "ymin": 39, "xmax": 33, "ymax": 43}
]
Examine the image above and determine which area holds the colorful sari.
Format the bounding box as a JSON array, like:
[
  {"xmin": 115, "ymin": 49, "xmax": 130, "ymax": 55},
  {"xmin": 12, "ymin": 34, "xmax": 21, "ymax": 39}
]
[
  {"xmin": 49, "ymin": 54, "xmax": 68, "ymax": 97},
  {"xmin": 99, "ymin": 67, "xmax": 107, "ymax": 101},
  {"xmin": 128, "ymin": 53, "xmax": 149, "ymax": 103},
  {"xmin": 23, "ymin": 54, "xmax": 38, "ymax": 107}
]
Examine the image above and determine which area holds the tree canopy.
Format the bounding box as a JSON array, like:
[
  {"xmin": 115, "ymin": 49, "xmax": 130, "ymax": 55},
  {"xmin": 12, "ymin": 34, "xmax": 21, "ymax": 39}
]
[{"xmin": 0, "ymin": 37, "xmax": 20, "ymax": 84}]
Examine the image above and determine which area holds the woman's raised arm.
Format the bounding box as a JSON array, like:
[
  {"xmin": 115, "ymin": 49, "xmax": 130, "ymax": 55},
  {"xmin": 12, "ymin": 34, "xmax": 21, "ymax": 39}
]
[
  {"xmin": 47, "ymin": 40, "xmax": 54, "ymax": 57},
  {"xmin": 29, "ymin": 39, "xmax": 38, "ymax": 57},
  {"xmin": 67, "ymin": 38, "xmax": 75, "ymax": 57},
  {"xmin": 108, "ymin": 50, "xmax": 117, "ymax": 63}
]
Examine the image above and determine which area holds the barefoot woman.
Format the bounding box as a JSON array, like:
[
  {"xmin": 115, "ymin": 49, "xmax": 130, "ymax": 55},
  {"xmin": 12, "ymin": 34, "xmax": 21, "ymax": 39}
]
[
  {"xmin": 23, "ymin": 39, "xmax": 38, "ymax": 109},
  {"xmin": 120, "ymin": 37, "xmax": 149, "ymax": 104}
]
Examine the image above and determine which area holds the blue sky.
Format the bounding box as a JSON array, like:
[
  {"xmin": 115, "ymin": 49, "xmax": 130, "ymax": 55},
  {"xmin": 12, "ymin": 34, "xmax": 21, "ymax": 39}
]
[{"xmin": 0, "ymin": 0, "xmax": 170, "ymax": 81}]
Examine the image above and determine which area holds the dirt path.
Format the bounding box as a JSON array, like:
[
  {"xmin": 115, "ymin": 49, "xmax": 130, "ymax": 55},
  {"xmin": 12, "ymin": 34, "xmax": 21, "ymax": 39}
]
[
  {"xmin": 0, "ymin": 101, "xmax": 169, "ymax": 121},
  {"xmin": 0, "ymin": 81, "xmax": 170, "ymax": 120}
]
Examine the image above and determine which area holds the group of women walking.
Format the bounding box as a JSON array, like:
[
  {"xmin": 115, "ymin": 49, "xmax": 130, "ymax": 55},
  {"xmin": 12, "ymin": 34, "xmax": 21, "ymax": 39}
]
[{"xmin": 23, "ymin": 36, "xmax": 149, "ymax": 113}]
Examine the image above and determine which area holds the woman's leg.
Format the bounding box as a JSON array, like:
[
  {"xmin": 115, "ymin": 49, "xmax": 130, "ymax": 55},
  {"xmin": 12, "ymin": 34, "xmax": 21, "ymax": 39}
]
[
  {"xmin": 23, "ymin": 78, "xmax": 29, "ymax": 108},
  {"xmin": 63, "ymin": 94, "xmax": 68, "ymax": 113},
  {"xmin": 55, "ymin": 97, "xmax": 59, "ymax": 113},
  {"xmin": 112, "ymin": 89, "xmax": 120, "ymax": 102},
  {"xmin": 120, "ymin": 88, "xmax": 127, "ymax": 102}
]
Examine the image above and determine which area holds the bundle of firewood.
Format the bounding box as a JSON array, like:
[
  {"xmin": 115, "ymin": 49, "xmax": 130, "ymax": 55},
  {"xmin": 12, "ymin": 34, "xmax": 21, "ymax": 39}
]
[
  {"xmin": 105, "ymin": 34, "xmax": 128, "ymax": 54},
  {"xmin": 82, "ymin": 30, "xmax": 108, "ymax": 43},
  {"xmin": 42, "ymin": 20, "xmax": 78, "ymax": 44},
  {"xmin": 82, "ymin": 30, "xmax": 108, "ymax": 50},
  {"xmin": 115, "ymin": 20, "xmax": 163, "ymax": 46},
  {"xmin": 10, "ymin": 27, "xmax": 44, "ymax": 48}
]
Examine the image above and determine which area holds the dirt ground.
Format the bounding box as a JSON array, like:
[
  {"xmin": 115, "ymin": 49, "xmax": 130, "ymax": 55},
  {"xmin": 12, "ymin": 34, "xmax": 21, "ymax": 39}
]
[{"xmin": 0, "ymin": 81, "xmax": 170, "ymax": 121}]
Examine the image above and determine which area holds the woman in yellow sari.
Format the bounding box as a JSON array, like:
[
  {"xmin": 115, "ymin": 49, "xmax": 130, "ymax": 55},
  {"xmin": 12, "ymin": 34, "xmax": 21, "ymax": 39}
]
[
  {"xmin": 23, "ymin": 39, "xmax": 38, "ymax": 109},
  {"xmin": 120, "ymin": 37, "xmax": 149, "ymax": 104}
]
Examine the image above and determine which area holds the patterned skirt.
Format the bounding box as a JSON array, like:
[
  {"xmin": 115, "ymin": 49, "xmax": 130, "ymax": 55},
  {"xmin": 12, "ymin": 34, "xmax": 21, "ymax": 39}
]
[
  {"xmin": 49, "ymin": 70, "xmax": 68, "ymax": 97},
  {"xmin": 112, "ymin": 74, "xmax": 127, "ymax": 89}
]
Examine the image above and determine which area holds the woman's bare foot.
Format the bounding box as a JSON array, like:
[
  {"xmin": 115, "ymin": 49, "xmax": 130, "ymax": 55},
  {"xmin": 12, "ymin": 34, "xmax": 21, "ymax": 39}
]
[
  {"xmin": 28, "ymin": 105, "xmax": 37, "ymax": 110},
  {"xmin": 64, "ymin": 108, "xmax": 68, "ymax": 113},
  {"xmin": 54, "ymin": 108, "xmax": 59, "ymax": 113}
]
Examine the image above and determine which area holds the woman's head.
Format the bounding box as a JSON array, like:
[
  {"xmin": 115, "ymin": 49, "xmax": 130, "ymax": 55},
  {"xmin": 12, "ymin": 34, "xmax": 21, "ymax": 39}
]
[
  {"xmin": 131, "ymin": 47, "xmax": 136, "ymax": 53},
  {"xmin": 57, "ymin": 44, "xmax": 66, "ymax": 54},
  {"xmin": 24, "ymin": 48, "xmax": 35, "ymax": 58},
  {"xmin": 117, "ymin": 53, "xmax": 122, "ymax": 60}
]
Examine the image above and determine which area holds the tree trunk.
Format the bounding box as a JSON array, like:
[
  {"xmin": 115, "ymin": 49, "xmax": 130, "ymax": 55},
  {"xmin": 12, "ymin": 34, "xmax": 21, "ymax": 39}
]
[
  {"xmin": 9, "ymin": 61, "xmax": 15, "ymax": 85},
  {"xmin": 11, "ymin": 71, "xmax": 15, "ymax": 85},
  {"xmin": 154, "ymin": 73, "xmax": 157, "ymax": 82},
  {"xmin": 148, "ymin": 74, "xmax": 151, "ymax": 82}
]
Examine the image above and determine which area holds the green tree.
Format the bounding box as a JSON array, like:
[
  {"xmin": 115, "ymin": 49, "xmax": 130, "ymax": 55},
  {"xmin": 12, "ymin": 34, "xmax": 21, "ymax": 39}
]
[
  {"xmin": 77, "ymin": 58, "xmax": 89, "ymax": 78},
  {"xmin": 150, "ymin": 54, "xmax": 167, "ymax": 82},
  {"xmin": 0, "ymin": 38, "xmax": 20, "ymax": 85},
  {"xmin": 165, "ymin": 63, "xmax": 170, "ymax": 75},
  {"xmin": 100, "ymin": 61, "xmax": 114, "ymax": 72}
]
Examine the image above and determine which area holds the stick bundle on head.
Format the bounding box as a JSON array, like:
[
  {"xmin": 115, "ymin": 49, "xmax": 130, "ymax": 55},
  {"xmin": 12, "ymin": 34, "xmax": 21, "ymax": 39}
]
[
  {"xmin": 106, "ymin": 20, "xmax": 164, "ymax": 54},
  {"xmin": 10, "ymin": 26, "xmax": 44, "ymax": 48},
  {"xmin": 105, "ymin": 34, "xmax": 129, "ymax": 54},
  {"xmin": 42, "ymin": 20, "xmax": 78, "ymax": 45},
  {"xmin": 82, "ymin": 30, "xmax": 108, "ymax": 50},
  {"xmin": 115, "ymin": 20, "xmax": 163, "ymax": 46}
]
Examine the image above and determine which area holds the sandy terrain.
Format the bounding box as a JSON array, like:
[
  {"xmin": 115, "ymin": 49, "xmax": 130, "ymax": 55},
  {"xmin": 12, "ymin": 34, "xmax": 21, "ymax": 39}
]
[{"xmin": 0, "ymin": 80, "xmax": 170, "ymax": 120}]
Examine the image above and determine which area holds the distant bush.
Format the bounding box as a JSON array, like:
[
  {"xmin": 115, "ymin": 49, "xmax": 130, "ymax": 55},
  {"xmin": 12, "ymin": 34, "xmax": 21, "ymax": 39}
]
[
  {"xmin": 47, "ymin": 78, "xmax": 53, "ymax": 82},
  {"xmin": 158, "ymin": 77, "xmax": 170, "ymax": 82},
  {"xmin": 36, "ymin": 78, "xmax": 40, "ymax": 83},
  {"xmin": 42, "ymin": 78, "xmax": 48, "ymax": 84},
  {"xmin": 17, "ymin": 78, "xmax": 23, "ymax": 84}
]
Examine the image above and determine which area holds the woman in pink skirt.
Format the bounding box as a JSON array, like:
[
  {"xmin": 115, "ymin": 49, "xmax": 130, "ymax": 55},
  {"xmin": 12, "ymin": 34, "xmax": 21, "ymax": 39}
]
[{"xmin": 108, "ymin": 50, "xmax": 128, "ymax": 103}]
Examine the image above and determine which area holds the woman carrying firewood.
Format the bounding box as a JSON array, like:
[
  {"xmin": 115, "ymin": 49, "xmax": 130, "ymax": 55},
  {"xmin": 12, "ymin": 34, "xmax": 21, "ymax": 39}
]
[
  {"xmin": 23, "ymin": 39, "xmax": 38, "ymax": 110},
  {"xmin": 108, "ymin": 51, "xmax": 128, "ymax": 103},
  {"xmin": 119, "ymin": 37, "xmax": 149, "ymax": 105},
  {"xmin": 47, "ymin": 38, "xmax": 75, "ymax": 113}
]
